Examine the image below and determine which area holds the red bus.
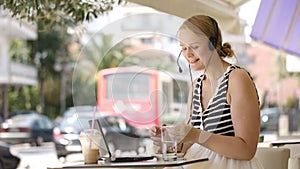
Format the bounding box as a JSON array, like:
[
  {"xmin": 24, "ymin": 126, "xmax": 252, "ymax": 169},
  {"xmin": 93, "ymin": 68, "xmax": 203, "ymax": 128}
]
[{"xmin": 97, "ymin": 66, "xmax": 190, "ymax": 129}]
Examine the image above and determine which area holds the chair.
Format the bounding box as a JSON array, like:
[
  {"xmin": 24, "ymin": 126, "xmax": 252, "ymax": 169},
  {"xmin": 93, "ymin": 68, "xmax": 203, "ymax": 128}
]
[
  {"xmin": 282, "ymin": 144, "xmax": 300, "ymax": 157},
  {"xmin": 288, "ymin": 153, "xmax": 300, "ymax": 169},
  {"xmin": 279, "ymin": 144, "xmax": 300, "ymax": 169},
  {"xmin": 255, "ymin": 147, "xmax": 290, "ymax": 169},
  {"xmin": 279, "ymin": 143, "xmax": 300, "ymax": 169}
]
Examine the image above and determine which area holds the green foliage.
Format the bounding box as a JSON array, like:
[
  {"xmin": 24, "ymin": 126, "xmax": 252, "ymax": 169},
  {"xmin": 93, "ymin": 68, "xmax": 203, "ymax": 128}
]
[
  {"xmin": 2, "ymin": 0, "xmax": 133, "ymax": 118},
  {"xmin": 2, "ymin": 0, "xmax": 126, "ymax": 28},
  {"xmin": 9, "ymin": 40, "xmax": 31, "ymax": 63},
  {"xmin": 25, "ymin": 21, "xmax": 73, "ymax": 117},
  {"xmin": 6, "ymin": 24, "xmax": 132, "ymax": 117},
  {"xmin": 8, "ymin": 86, "xmax": 38, "ymax": 112},
  {"xmin": 285, "ymin": 97, "xmax": 297, "ymax": 109},
  {"xmin": 276, "ymin": 55, "xmax": 288, "ymax": 80},
  {"xmin": 8, "ymin": 39, "xmax": 38, "ymax": 114}
]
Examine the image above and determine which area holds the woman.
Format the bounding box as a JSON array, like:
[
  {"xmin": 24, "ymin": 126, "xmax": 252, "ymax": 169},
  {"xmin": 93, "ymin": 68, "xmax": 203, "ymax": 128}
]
[{"xmin": 150, "ymin": 15, "xmax": 263, "ymax": 169}]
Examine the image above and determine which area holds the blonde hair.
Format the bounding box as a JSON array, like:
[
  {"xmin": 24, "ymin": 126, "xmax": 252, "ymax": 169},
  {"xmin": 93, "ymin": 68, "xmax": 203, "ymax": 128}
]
[{"xmin": 179, "ymin": 15, "xmax": 235, "ymax": 58}]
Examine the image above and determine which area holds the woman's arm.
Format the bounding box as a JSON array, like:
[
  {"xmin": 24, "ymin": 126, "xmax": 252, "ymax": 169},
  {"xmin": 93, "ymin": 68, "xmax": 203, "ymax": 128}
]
[
  {"xmin": 201, "ymin": 68, "xmax": 260, "ymax": 160},
  {"xmin": 183, "ymin": 69, "xmax": 260, "ymax": 160}
]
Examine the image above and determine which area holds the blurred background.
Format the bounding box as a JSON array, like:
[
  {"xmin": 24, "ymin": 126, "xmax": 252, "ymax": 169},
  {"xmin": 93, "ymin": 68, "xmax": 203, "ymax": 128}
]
[{"xmin": 0, "ymin": 0, "xmax": 300, "ymax": 168}]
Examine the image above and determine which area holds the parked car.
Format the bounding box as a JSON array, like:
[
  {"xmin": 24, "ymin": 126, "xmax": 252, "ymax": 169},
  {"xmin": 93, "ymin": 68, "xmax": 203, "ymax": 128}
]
[
  {"xmin": 53, "ymin": 107, "xmax": 147, "ymax": 158},
  {"xmin": 0, "ymin": 141, "xmax": 20, "ymax": 169},
  {"xmin": 8, "ymin": 110, "xmax": 37, "ymax": 119},
  {"xmin": 260, "ymin": 107, "xmax": 281, "ymax": 132},
  {"xmin": 0, "ymin": 114, "xmax": 54, "ymax": 146}
]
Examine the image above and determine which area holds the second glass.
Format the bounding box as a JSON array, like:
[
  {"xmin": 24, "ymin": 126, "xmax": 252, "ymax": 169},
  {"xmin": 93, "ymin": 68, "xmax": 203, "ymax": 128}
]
[{"xmin": 161, "ymin": 125, "xmax": 177, "ymax": 161}]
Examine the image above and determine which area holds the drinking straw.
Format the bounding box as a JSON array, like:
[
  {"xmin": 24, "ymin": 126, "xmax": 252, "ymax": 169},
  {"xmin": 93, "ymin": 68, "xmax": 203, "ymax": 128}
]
[
  {"xmin": 89, "ymin": 106, "xmax": 97, "ymax": 148},
  {"xmin": 91, "ymin": 106, "xmax": 96, "ymax": 130}
]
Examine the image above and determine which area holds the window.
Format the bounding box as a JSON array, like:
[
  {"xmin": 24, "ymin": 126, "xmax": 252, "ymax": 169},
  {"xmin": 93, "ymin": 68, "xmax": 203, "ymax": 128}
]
[{"xmin": 106, "ymin": 73, "xmax": 150, "ymax": 99}]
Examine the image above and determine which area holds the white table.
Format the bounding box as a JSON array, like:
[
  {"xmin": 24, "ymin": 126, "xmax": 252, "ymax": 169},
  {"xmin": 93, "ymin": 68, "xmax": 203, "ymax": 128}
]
[
  {"xmin": 271, "ymin": 139, "xmax": 300, "ymax": 147},
  {"xmin": 47, "ymin": 158, "xmax": 209, "ymax": 169}
]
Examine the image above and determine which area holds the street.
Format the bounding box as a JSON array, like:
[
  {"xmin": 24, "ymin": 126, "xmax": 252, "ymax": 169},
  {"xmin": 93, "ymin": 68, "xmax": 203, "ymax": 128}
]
[{"xmin": 10, "ymin": 142, "xmax": 83, "ymax": 169}]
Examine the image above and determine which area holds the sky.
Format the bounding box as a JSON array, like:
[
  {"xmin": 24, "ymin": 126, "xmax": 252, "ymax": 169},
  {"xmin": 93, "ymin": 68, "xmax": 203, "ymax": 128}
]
[{"xmin": 239, "ymin": 0, "xmax": 261, "ymax": 42}]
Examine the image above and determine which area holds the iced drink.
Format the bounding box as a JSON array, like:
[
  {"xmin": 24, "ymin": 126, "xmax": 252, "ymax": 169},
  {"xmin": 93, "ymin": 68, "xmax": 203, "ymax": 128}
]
[{"xmin": 79, "ymin": 129, "xmax": 101, "ymax": 164}]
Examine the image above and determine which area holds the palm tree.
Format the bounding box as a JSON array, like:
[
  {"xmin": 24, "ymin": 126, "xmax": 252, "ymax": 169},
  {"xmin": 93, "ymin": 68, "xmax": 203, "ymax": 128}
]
[{"xmin": 72, "ymin": 33, "xmax": 130, "ymax": 106}]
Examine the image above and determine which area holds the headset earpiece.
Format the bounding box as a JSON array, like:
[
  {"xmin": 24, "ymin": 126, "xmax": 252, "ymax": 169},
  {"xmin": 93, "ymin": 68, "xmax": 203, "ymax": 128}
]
[
  {"xmin": 208, "ymin": 17, "xmax": 219, "ymax": 51},
  {"xmin": 208, "ymin": 37, "xmax": 217, "ymax": 51}
]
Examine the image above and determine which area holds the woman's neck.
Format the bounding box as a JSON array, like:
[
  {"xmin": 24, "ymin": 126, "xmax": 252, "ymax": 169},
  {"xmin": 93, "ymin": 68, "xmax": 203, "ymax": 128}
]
[
  {"xmin": 204, "ymin": 60, "xmax": 229, "ymax": 80},
  {"xmin": 203, "ymin": 60, "xmax": 230, "ymax": 95}
]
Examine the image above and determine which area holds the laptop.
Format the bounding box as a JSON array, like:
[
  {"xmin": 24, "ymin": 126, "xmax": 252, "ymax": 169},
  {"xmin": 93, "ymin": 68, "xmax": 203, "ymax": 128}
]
[{"xmin": 89, "ymin": 119, "xmax": 154, "ymax": 163}]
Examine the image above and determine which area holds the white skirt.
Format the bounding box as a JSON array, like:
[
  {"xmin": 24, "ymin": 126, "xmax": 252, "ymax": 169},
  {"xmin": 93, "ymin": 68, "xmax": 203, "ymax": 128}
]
[{"xmin": 174, "ymin": 144, "xmax": 265, "ymax": 169}]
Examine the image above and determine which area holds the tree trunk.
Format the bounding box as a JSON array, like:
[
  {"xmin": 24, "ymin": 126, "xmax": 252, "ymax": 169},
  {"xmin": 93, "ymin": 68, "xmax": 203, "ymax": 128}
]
[
  {"xmin": 1, "ymin": 85, "xmax": 8, "ymax": 120},
  {"xmin": 39, "ymin": 77, "xmax": 45, "ymax": 114}
]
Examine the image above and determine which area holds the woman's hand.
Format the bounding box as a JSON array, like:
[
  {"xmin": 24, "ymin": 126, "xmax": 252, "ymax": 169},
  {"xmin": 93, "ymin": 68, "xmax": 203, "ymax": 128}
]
[
  {"xmin": 168, "ymin": 124, "xmax": 195, "ymax": 143},
  {"xmin": 149, "ymin": 125, "xmax": 163, "ymax": 153},
  {"xmin": 149, "ymin": 126, "xmax": 162, "ymax": 146},
  {"xmin": 150, "ymin": 124, "xmax": 200, "ymax": 145}
]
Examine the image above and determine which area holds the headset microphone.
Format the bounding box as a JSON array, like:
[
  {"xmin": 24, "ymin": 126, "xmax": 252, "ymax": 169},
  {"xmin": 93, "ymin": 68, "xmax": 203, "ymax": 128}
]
[{"xmin": 176, "ymin": 50, "xmax": 183, "ymax": 73}]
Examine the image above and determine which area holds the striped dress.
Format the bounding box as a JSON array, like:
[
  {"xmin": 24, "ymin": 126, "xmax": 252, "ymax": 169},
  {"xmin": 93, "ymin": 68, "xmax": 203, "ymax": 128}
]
[
  {"xmin": 190, "ymin": 65, "xmax": 235, "ymax": 136},
  {"xmin": 183, "ymin": 65, "xmax": 264, "ymax": 169}
]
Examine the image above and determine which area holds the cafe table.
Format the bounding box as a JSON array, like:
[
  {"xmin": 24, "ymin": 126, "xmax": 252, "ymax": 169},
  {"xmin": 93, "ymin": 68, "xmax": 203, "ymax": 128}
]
[
  {"xmin": 47, "ymin": 158, "xmax": 209, "ymax": 169},
  {"xmin": 271, "ymin": 139, "xmax": 300, "ymax": 147}
]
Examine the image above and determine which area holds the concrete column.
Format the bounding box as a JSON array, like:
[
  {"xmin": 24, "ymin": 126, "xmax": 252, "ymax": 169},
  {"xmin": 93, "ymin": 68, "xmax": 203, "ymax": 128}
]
[
  {"xmin": 279, "ymin": 113, "xmax": 289, "ymax": 136},
  {"xmin": 0, "ymin": 36, "xmax": 10, "ymax": 83},
  {"xmin": 0, "ymin": 36, "xmax": 10, "ymax": 120}
]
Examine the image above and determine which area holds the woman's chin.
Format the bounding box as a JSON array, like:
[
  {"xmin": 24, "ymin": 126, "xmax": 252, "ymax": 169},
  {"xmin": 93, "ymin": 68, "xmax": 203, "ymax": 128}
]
[
  {"xmin": 190, "ymin": 66, "xmax": 203, "ymax": 72},
  {"xmin": 190, "ymin": 64, "xmax": 204, "ymax": 71}
]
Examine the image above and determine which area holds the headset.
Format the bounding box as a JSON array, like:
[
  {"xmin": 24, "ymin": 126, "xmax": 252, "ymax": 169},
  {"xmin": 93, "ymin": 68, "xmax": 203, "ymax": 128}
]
[
  {"xmin": 208, "ymin": 16, "xmax": 219, "ymax": 51},
  {"xmin": 176, "ymin": 50, "xmax": 183, "ymax": 73}
]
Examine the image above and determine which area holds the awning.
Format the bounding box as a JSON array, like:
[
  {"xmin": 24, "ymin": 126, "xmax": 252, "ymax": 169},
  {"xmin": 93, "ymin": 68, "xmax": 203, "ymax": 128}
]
[
  {"xmin": 250, "ymin": 0, "xmax": 300, "ymax": 57},
  {"xmin": 127, "ymin": 0, "xmax": 249, "ymax": 35}
]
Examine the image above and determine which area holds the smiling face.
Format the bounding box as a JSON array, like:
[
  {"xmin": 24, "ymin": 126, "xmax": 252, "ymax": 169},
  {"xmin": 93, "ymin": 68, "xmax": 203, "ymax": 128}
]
[{"xmin": 179, "ymin": 28, "xmax": 212, "ymax": 71}]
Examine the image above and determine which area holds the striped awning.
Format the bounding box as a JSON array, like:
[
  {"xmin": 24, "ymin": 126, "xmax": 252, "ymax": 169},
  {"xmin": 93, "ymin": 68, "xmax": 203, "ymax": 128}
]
[{"xmin": 250, "ymin": 0, "xmax": 300, "ymax": 57}]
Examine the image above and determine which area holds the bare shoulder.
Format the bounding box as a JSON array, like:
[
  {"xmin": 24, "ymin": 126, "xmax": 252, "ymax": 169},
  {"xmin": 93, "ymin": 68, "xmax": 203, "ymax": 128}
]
[
  {"xmin": 228, "ymin": 68, "xmax": 253, "ymax": 85},
  {"xmin": 227, "ymin": 67, "xmax": 257, "ymax": 96},
  {"xmin": 227, "ymin": 67, "xmax": 260, "ymax": 113}
]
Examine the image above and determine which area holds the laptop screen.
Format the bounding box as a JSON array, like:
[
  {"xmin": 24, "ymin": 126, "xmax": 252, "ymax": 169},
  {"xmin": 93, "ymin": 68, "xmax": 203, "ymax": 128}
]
[
  {"xmin": 89, "ymin": 119, "xmax": 113, "ymax": 159},
  {"xmin": 89, "ymin": 116, "xmax": 155, "ymax": 162}
]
